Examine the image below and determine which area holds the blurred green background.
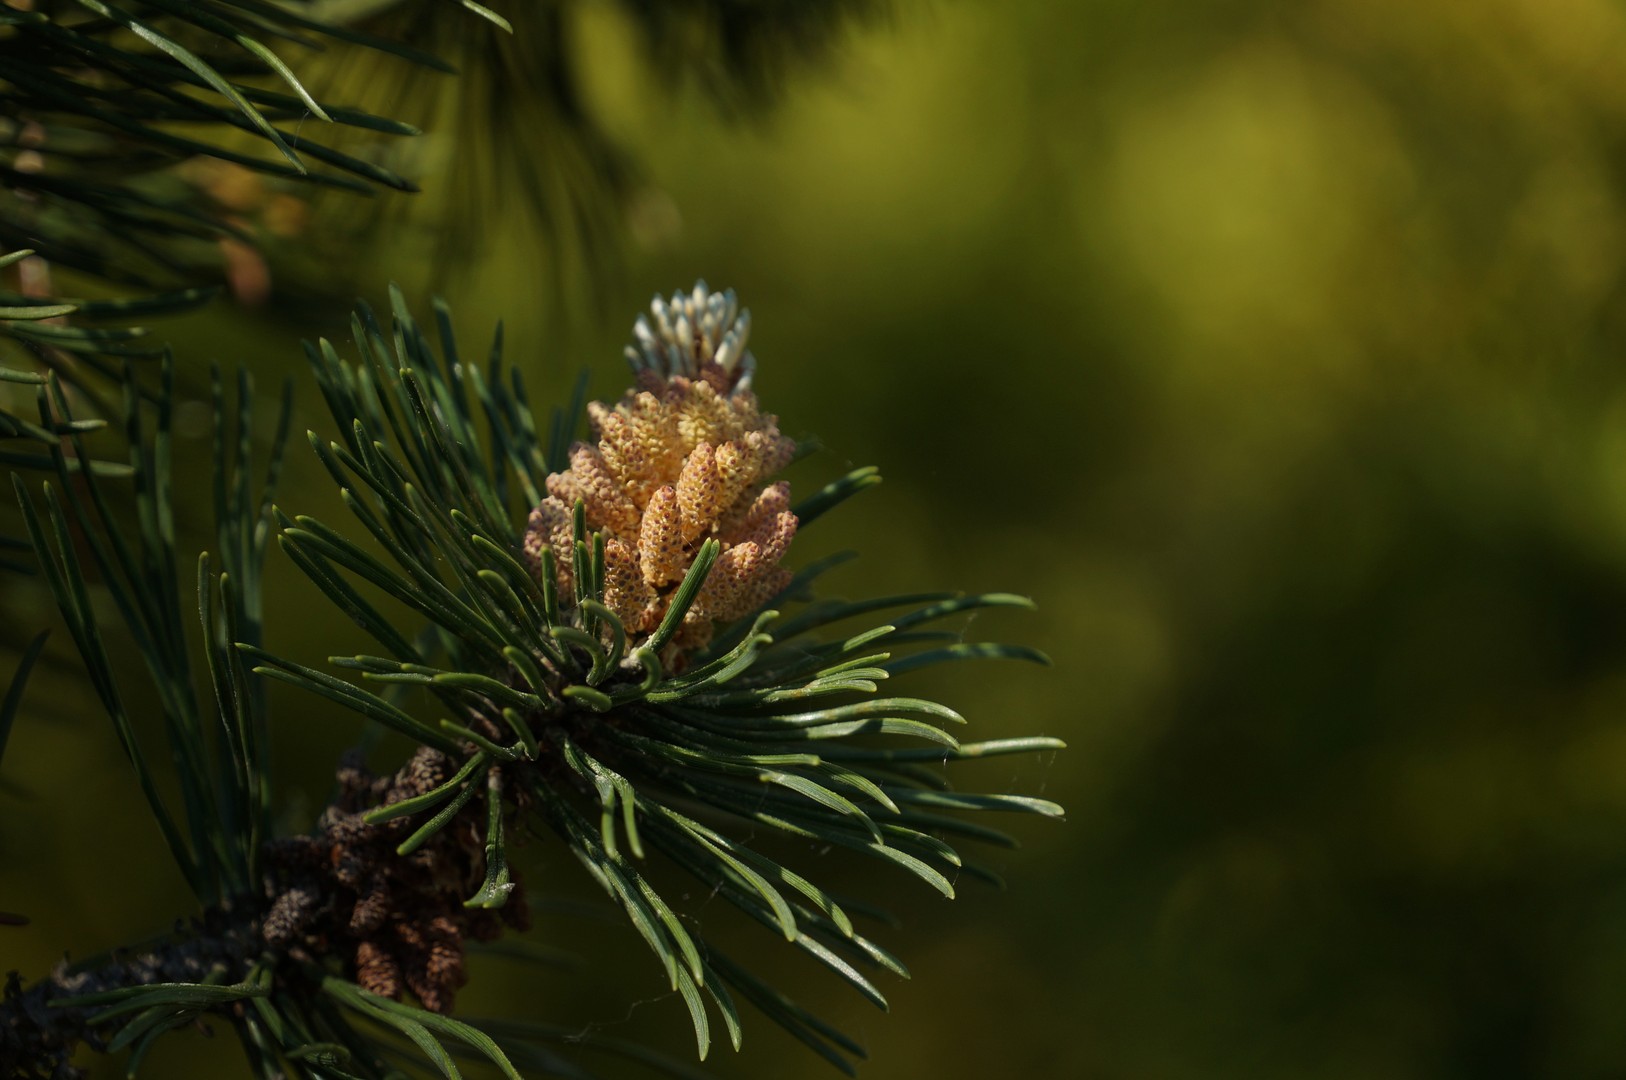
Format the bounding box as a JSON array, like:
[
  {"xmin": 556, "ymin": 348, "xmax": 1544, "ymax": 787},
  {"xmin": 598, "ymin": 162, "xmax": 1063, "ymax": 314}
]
[{"xmin": 14, "ymin": 0, "xmax": 1626, "ymax": 1076}]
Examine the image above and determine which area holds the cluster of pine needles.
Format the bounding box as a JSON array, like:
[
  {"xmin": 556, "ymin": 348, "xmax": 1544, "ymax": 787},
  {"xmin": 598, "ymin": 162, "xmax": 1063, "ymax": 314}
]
[{"xmin": 1, "ymin": 3, "xmax": 1061, "ymax": 1078}]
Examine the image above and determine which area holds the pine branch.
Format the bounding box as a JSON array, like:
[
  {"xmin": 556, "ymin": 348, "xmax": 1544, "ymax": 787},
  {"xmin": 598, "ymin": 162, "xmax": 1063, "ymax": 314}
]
[
  {"xmin": 4, "ymin": 1, "xmax": 887, "ymax": 304},
  {"xmin": 256, "ymin": 282, "xmax": 1063, "ymax": 1071},
  {"xmin": 0, "ymin": 0, "xmax": 450, "ymax": 285},
  {"xmin": 11, "ymin": 352, "xmax": 290, "ymax": 904},
  {"xmin": 3, "ymin": 283, "xmax": 1060, "ymax": 1079},
  {"xmin": 0, "ymin": 912, "xmax": 264, "ymax": 1080}
]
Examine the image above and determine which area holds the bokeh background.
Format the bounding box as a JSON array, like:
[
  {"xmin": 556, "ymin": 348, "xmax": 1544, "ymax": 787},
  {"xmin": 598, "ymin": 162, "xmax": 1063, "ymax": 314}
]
[{"xmin": 12, "ymin": 0, "xmax": 1626, "ymax": 1076}]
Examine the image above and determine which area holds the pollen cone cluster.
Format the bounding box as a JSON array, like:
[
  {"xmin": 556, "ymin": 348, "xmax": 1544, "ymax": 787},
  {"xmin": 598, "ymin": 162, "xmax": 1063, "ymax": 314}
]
[{"xmin": 523, "ymin": 283, "xmax": 798, "ymax": 660}]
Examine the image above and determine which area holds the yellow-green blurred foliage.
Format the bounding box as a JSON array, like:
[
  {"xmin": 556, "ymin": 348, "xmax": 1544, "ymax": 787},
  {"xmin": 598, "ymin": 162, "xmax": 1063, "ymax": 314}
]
[{"xmin": 13, "ymin": 0, "xmax": 1626, "ymax": 1076}]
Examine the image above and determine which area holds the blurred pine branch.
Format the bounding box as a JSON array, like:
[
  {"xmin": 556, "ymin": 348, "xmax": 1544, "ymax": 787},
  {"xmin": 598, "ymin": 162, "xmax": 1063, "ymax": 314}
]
[
  {"xmin": 2, "ymin": 0, "xmax": 885, "ymax": 293},
  {"xmin": 0, "ymin": 0, "xmax": 447, "ymax": 286}
]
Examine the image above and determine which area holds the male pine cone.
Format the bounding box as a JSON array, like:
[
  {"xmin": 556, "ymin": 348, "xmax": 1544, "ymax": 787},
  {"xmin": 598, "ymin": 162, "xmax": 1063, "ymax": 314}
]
[{"xmin": 523, "ymin": 284, "xmax": 797, "ymax": 662}]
